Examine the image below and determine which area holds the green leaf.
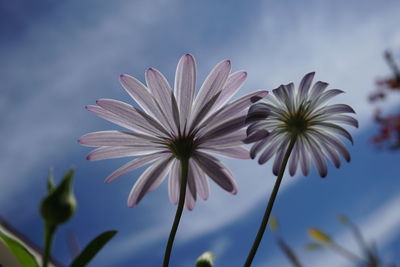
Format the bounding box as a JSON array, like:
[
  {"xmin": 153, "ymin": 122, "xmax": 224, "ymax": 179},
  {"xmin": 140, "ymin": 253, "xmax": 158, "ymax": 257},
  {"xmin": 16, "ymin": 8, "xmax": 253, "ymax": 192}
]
[
  {"xmin": 0, "ymin": 230, "xmax": 39, "ymax": 267},
  {"xmin": 70, "ymin": 230, "xmax": 117, "ymax": 267}
]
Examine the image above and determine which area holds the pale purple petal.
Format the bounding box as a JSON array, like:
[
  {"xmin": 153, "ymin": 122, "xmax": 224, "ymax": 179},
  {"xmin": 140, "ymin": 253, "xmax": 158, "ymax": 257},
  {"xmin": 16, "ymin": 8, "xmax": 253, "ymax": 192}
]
[
  {"xmin": 200, "ymin": 91, "xmax": 268, "ymax": 131},
  {"xmin": 258, "ymin": 135, "xmax": 284, "ymax": 165},
  {"xmin": 272, "ymin": 141, "xmax": 289, "ymax": 176},
  {"xmin": 168, "ymin": 160, "xmax": 180, "ymax": 204},
  {"xmin": 198, "ymin": 116, "xmax": 246, "ymax": 143},
  {"xmin": 314, "ymin": 132, "xmax": 351, "ymax": 162},
  {"xmin": 174, "ymin": 54, "xmax": 196, "ymax": 130},
  {"xmin": 311, "ymin": 134, "xmax": 341, "ymax": 168},
  {"xmin": 127, "ymin": 156, "xmax": 172, "ymax": 207},
  {"xmin": 309, "ymin": 81, "xmax": 329, "ymax": 99},
  {"xmin": 191, "ymin": 60, "xmax": 231, "ymax": 117},
  {"xmin": 312, "ymin": 89, "xmax": 344, "ymax": 107},
  {"xmin": 199, "ymin": 147, "xmax": 250, "ymax": 159},
  {"xmin": 322, "ymin": 115, "xmax": 359, "ymax": 128},
  {"xmin": 189, "ymin": 91, "xmax": 222, "ymax": 131},
  {"xmin": 96, "ymin": 99, "xmax": 170, "ymax": 137},
  {"xmin": 298, "ymin": 137, "xmax": 311, "ymax": 176},
  {"xmin": 244, "ymin": 130, "xmax": 269, "ymax": 144},
  {"xmin": 185, "ymin": 184, "xmax": 196, "ymax": 211},
  {"xmin": 145, "ymin": 68, "xmax": 179, "ymax": 134},
  {"xmin": 87, "ymin": 146, "xmax": 164, "ymax": 161},
  {"xmin": 185, "ymin": 165, "xmax": 197, "ymax": 210},
  {"xmin": 78, "ymin": 131, "xmax": 153, "ymax": 147},
  {"xmin": 314, "ymin": 123, "xmax": 354, "ymax": 144},
  {"xmin": 314, "ymin": 104, "xmax": 356, "ymax": 116},
  {"xmin": 194, "ymin": 152, "xmax": 237, "ymax": 194},
  {"xmin": 306, "ymin": 138, "xmax": 328, "ymax": 177},
  {"xmin": 250, "ymin": 136, "xmax": 271, "ymax": 159},
  {"xmin": 201, "ymin": 129, "xmax": 247, "ymax": 148},
  {"xmin": 213, "ymin": 71, "xmax": 247, "ymax": 110},
  {"xmin": 86, "ymin": 105, "xmax": 139, "ymax": 133},
  {"xmin": 288, "ymin": 141, "xmax": 299, "ymax": 176},
  {"xmin": 298, "ymin": 72, "xmax": 315, "ymax": 101},
  {"xmin": 105, "ymin": 153, "xmax": 164, "ymax": 183},
  {"xmin": 119, "ymin": 74, "xmax": 158, "ymax": 116},
  {"xmin": 246, "ymin": 103, "xmax": 270, "ymax": 124},
  {"xmin": 190, "ymin": 158, "xmax": 209, "ymax": 200}
]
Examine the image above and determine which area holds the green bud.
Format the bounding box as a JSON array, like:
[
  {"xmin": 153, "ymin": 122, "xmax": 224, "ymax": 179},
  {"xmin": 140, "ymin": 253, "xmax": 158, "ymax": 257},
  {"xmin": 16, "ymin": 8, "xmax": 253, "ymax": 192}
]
[
  {"xmin": 47, "ymin": 169, "xmax": 55, "ymax": 192},
  {"xmin": 196, "ymin": 251, "xmax": 215, "ymax": 267},
  {"xmin": 40, "ymin": 169, "xmax": 77, "ymax": 226}
]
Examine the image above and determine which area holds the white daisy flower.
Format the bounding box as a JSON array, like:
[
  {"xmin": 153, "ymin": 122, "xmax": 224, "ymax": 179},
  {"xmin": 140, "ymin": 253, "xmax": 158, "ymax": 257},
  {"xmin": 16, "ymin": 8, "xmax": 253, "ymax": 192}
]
[
  {"xmin": 79, "ymin": 54, "xmax": 267, "ymax": 210},
  {"xmin": 246, "ymin": 72, "xmax": 358, "ymax": 177}
]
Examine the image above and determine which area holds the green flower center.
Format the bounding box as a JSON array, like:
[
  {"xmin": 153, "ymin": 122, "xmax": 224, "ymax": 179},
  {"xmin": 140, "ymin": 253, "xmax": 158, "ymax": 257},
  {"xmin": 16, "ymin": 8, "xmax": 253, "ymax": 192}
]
[
  {"xmin": 286, "ymin": 114, "xmax": 308, "ymax": 135},
  {"xmin": 169, "ymin": 136, "xmax": 196, "ymax": 160}
]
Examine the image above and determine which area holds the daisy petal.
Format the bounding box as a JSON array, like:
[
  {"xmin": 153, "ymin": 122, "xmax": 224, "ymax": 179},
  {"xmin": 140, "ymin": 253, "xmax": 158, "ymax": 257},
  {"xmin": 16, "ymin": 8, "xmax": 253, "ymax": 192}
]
[
  {"xmin": 96, "ymin": 99, "xmax": 170, "ymax": 137},
  {"xmin": 298, "ymin": 137, "xmax": 311, "ymax": 176},
  {"xmin": 175, "ymin": 54, "xmax": 196, "ymax": 130},
  {"xmin": 309, "ymin": 81, "xmax": 329, "ymax": 99},
  {"xmin": 200, "ymin": 147, "xmax": 250, "ymax": 159},
  {"xmin": 105, "ymin": 153, "xmax": 164, "ymax": 183},
  {"xmin": 258, "ymin": 135, "xmax": 283, "ymax": 165},
  {"xmin": 128, "ymin": 156, "xmax": 172, "ymax": 207},
  {"xmin": 272, "ymin": 141, "xmax": 289, "ymax": 176},
  {"xmin": 78, "ymin": 131, "xmax": 152, "ymax": 147},
  {"xmin": 194, "ymin": 152, "xmax": 237, "ymax": 194},
  {"xmin": 86, "ymin": 105, "xmax": 141, "ymax": 133},
  {"xmin": 201, "ymin": 91, "xmax": 268, "ymax": 130},
  {"xmin": 119, "ymin": 74, "xmax": 157, "ymax": 116},
  {"xmin": 190, "ymin": 159, "xmax": 209, "ymax": 200},
  {"xmin": 288, "ymin": 141, "xmax": 299, "ymax": 176},
  {"xmin": 168, "ymin": 160, "xmax": 180, "ymax": 204},
  {"xmin": 323, "ymin": 115, "xmax": 359, "ymax": 128},
  {"xmin": 244, "ymin": 130, "xmax": 270, "ymax": 144},
  {"xmin": 192, "ymin": 60, "xmax": 231, "ymax": 116},
  {"xmin": 307, "ymin": 138, "xmax": 328, "ymax": 178},
  {"xmin": 298, "ymin": 72, "xmax": 315, "ymax": 101},
  {"xmin": 316, "ymin": 104, "xmax": 356, "ymax": 115},
  {"xmin": 214, "ymin": 71, "xmax": 247, "ymax": 110},
  {"xmin": 201, "ymin": 129, "xmax": 247, "ymax": 148},
  {"xmin": 145, "ymin": 68, "xmax": 179, "ymax": 133},
  {"xmin": 316, "ymin": 123, "xmax": 354, "ymax": 144},
  {"xmin": 87, "ymin": 146, "xmax": 164, "ymax": 161}
]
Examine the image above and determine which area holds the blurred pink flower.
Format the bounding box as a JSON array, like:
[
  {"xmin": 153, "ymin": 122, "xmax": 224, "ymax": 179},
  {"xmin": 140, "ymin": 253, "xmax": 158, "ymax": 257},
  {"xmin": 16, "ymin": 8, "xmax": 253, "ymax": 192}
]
[{"xmin": 79, "ymin": 54, "xmax": 267, "ymax": 209}]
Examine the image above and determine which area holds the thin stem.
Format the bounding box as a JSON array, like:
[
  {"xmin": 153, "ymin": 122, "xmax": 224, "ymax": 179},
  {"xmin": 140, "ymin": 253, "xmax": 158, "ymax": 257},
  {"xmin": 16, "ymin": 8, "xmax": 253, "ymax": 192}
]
[
  {"xmin": 244, "ymin": 138, "xmax": 296, "ymax": 267},
  {"xmin": 42, "ymin": 224, "xmax": 56, "ymax": 267},
  {"xmin": 163, "ymin": 157, "xmax": 189, "ymax": 267},
  {"xmin": 329, "ymin": 242, "xmax": 364, "ymax": 264}
]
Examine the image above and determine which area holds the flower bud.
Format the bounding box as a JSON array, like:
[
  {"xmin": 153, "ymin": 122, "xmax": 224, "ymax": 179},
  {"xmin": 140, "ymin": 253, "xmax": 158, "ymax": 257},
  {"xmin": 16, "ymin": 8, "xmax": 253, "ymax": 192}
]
[
  {"xmin": 40, "ymin": 169, "xmax": 77, "ymax": 226},
  {"xmin": 196, "ymin": 251, "xmax": 215, "ymax": 267}
]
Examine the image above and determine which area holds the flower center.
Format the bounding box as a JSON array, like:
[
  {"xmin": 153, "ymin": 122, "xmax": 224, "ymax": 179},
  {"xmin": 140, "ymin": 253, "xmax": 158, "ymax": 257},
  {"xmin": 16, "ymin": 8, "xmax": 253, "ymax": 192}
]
[
  {"xmin": 169, "ymin": 136, "xmax": 196, "ymax": 160},
  {"xmin": 286, "ymin": 114, "xmax": 308, "ymax": 135}
]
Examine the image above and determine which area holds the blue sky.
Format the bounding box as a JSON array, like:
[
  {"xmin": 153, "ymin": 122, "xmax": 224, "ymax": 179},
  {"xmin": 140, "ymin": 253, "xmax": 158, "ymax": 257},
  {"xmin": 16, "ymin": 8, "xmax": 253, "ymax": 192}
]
[{"xmin": 1, "ymin": 0, "xmax": 400, "ymax": 266}]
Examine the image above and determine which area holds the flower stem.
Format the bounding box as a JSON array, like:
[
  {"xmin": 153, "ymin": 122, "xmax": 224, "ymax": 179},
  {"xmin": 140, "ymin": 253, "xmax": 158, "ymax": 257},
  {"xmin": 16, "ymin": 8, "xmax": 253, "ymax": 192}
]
[
  {"xmin": 244, "ymin": 138, "xmax": 296, "ymax": 267},
  {"xmin": 42, "ymin": 223, "xmax": 56, "ymax": 267},
  {"xmin": 163, "ymin": 157, "xmax": 189, "ymax": 267}
]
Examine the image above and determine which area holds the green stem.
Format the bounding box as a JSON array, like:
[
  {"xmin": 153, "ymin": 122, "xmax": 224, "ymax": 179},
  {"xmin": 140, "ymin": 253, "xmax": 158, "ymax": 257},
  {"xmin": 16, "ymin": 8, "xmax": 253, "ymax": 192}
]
[
  {"xmin": 163, "ymin": 157, "xmax": 189, "ymax": 267},
  {"xmin": 42, "ymin": 224, "xmax": 56, "ymax": 267},
  {"xmin": 244, "ymin": 138, "xmax": 296, "ymax": 267}
]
